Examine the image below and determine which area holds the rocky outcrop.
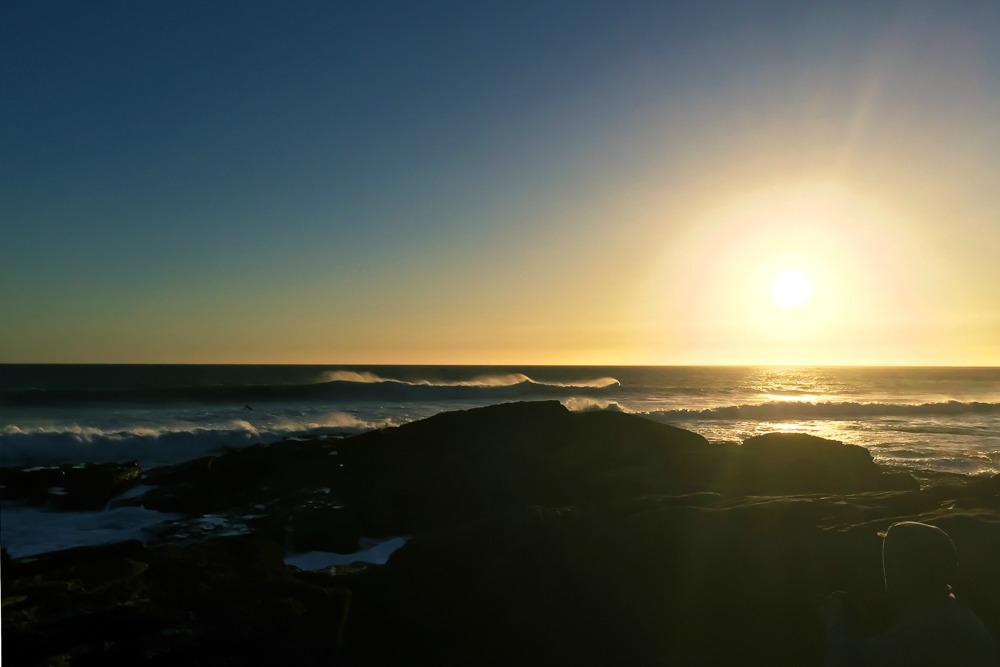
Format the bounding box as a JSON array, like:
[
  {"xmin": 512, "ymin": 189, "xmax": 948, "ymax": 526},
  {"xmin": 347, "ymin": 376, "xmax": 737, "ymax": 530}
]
[
  {"xmin": 3, "ymin": 401, "xmax": 996, "ymax": 667},
  {"xmin": 344, "ymin": 490, "xmax": 1000, "ymax": 666},
  {"xmin": 2, "ymin": 536, "xmax": 352, "ymax": 666},
  {"xmin": 337, "ymin": 402, "xmax": 914, "ymax": 535},
  {"xmin": 135, "ymin": 439, "xmax": 346, "ymax": 515},
  {"xmin": 0, "ymin": 460, "xmax": 141, "ymax": 510},
  {"xmin": 338, "ymin": 401, "xmax": 718, "ymax": 534},
  {"xmin": 102, "ymin": 402, "xmax": 918, "ymax": 543},
  {"xmin": 728, "ymin": 432, "xmax": 918, "ymax": 494}
]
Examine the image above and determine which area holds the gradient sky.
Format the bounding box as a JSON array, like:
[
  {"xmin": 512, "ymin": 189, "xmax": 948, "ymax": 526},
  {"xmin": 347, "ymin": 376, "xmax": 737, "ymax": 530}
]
[{"xmin": 3, "ymin": 1, "xmax": 999, "ymax": 365}]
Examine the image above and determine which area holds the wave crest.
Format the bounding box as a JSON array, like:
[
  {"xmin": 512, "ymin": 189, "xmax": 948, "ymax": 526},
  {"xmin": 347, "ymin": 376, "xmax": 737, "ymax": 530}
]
[
  {"xmin": 561, "ymin": 397, "xmax": 631, "ymax": 413},
  {"xmin": 0, "ymin": 412, "xmax": 386, "ymax": 468},
  {"xmin": 3, "ymin": 372, "xmax": 621, "ymax": 406},
  {"xmin": 321, "ymin": 370, "xmax": 619, "ymax": 389}
]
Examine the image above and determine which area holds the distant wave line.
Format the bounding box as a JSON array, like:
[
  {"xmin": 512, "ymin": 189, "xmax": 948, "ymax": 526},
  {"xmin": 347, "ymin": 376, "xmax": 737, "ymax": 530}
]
[
  {"xmin": 647, "ymin": 400, "xmax": 1000, "ymax": 420},
  {"xmin": 0, "ymin": 373, "xmax": 622, "ymax": 406},
  {"xmin": 318, "ymin": 370, "xmax": 620, "ymax": 389}
]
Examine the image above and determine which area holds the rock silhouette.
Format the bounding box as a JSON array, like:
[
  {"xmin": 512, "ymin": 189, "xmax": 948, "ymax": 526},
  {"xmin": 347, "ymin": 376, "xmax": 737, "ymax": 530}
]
[{"xmin": 3, "ymin": 401, "xmax": 996, "ymax": 666}]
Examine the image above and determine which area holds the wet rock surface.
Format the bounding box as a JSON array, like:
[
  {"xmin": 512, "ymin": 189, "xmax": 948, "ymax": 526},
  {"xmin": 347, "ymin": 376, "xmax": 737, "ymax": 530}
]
[
  {"xmin": 1, "ymin": 460, "xmax": 142, "ymax": 510},
  {"xmin": 2, "ymin": 401, "xmax": 998, "ymax": 665},
  {"xmin": 2, "ymin": 537, "xmax": 351, "ymax": 666}
]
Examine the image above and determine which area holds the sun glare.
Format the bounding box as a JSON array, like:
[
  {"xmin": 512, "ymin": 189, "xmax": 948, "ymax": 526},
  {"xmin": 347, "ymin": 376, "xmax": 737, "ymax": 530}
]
[
  {"xmin": 648, "ymin": 181, "xmax": 923, "ymax": 363},
  {"xmin": 769, "ymin": 269, "xmax": 813, "ymax": 308}
]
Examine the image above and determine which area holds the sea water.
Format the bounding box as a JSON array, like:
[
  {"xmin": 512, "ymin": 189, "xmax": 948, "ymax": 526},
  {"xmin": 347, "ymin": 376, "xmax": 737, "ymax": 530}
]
[
  {"xmin": 2, "ymin": 364, "xmax": 998, "ymax": 475},
  {"xmin": 2, "ymin": 365, "xmax": 998, "ymax": 558}
]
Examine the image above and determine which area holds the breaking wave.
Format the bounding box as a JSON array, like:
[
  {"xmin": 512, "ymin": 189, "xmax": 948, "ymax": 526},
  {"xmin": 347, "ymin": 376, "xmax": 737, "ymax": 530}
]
[
  {"xmin": 318, "ymin": 370, "xmax": 621, "ymax": 391},
  {"xmin": 0, "ymin": 413, "xmax": 385, "ymax": 468},
  {"xmin": 646, "ymin": 400, "xmax": 1000, "ymax": 421},
  {"xmin": 560, "ymin": 397, "xmax": 631, "ymax": 413},
  {"xmin": 2, "ymin": 372, "xmax": 621, "ymax": 406}
]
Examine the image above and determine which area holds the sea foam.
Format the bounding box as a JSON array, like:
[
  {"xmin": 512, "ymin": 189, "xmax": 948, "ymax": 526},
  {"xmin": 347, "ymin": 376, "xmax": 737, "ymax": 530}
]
[
  {"xmin": 0, "ymin": 412, "xmax": 386, "ymax": 468},
  {"xmin": 0, "ymin": 504, "xmax": 180, "ymax": 558}
]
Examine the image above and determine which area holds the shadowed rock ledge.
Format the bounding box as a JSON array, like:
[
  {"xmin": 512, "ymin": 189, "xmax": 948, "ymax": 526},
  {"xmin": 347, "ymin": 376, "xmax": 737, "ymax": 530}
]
[{"xmin": 3, "ymin": 401, "xmax": 997, "ymax": 666}]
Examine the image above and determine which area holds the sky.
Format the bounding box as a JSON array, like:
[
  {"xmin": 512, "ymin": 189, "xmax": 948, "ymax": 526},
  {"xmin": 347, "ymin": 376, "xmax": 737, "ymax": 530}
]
[{"xmin": 2, "ymin": 1, "xmax": 999, "ymax": 366}]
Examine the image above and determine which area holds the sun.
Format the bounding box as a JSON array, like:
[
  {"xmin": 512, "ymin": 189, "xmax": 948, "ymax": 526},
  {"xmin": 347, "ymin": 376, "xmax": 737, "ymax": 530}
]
[{"xmin": 769, "ymin": 269, "xmax": 813, "ymax": 308}]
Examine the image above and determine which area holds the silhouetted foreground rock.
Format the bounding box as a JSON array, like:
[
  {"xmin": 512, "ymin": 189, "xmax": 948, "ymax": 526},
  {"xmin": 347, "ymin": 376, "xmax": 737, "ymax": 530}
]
[
  {"xmin": 2, "ymin": 401, "xmax": 997, "ymax": 666},
  {"xmin": 2, "ymin": 536, "xmax": 351, "ymax": 666},
  {"xmin": 731, "ymin": 432, "xmax": 918, "ymax": 494},
  {"xmin": 0, "ymin": 460, "xmax": 141, "ymax": 510},
  {"xmin": 337, "ymin": 401, "xmax": 915, "ymax": 535},
  {"xmin": 345, "ymin": 491, "xmax": 1000, "ymax": 666}
]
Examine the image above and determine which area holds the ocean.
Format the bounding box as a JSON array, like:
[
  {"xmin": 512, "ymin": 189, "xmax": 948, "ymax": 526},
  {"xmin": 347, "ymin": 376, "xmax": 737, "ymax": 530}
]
[
  {"xmin": 2, "ymin": 364, "xmax": 999, "ymax": 558},
  {"xmin": 2, "ymin": 364, "xmax": 999, "ymax": 476}
]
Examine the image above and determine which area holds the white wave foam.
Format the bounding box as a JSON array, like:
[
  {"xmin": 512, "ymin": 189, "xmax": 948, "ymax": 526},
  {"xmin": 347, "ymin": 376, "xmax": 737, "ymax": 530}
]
[
  {"xmin": 0, "ymin": 423, "xmax": 244, "ymax": 466},
  {"xmin": 0, "ymin": 505, "xmax": 180, "ymax": 558},
  {"xmin": 284, "ymin": 536, "xmax": 409, "ymax": 570},
  {"xmin": 561, "ymin": 397, "xmax": 630, "ymax": 413},
  {"xmin": 544, "ymin": 376, "xmax": 621, "ymax": 389},
  {"xmin": 319, "ymin": 370, "xmax": 387, "ymax": 383},
  {"xmin": 318, "ymin": 370, "xmax": 620, "ymax": 390},
  {"xmin": 461, "ymin": 373, "xmax": 533, "ymax": 387},
  {"xmin": 0, "ymin": 412, "xmax": 388, "ymax": 468},
  {"xmin": 267, "ymin": 413, "xmax": 390, "ymax": 434}
]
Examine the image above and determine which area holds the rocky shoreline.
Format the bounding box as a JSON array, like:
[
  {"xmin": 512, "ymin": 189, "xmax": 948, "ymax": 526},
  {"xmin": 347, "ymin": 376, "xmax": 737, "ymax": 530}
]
[{"xmin": 3, "ymin": 401, "xmax": 998, "ymax": 665}]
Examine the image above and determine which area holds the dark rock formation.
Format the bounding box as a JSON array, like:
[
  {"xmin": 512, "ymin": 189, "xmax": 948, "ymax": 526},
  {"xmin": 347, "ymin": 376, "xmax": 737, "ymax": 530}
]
[
  {"xmin": 112, "ymin": 402, "xmax": 917, "ymax": 545},
  {"xmin": 337, "ymin": 402, "xmax": 916, "ymax": 535},
  {"xmin": 285, "ymin": 505, "xmax": 361, "ymax": 553},
  {"xmin": 986, "ymin": 472, "xmax": 1000, "ymax": 496},
  {"xmin": 343, "ymin": 493, "xmax": 1000, "ymax": 666},
  {"xmin": 2, "ymin": 536, "xmax": 352, "ymax": 666},
  {"xmin": 0, "ymin": 460, "xmax": 141, "ymax": 510},
  {"xmin": 3, "ymin": 401, "xmax": 996, "ymax": 666},
  {"xmin": 730, "ymin": 432, "xmax": 918, "ymax": 494},
  {"xmin": 338, "ymin": 401, "xmax": 719, "ymax": 534},
  {"xmin": 136, "ymin": 439, "xmax": 345, "ymax": 515}
]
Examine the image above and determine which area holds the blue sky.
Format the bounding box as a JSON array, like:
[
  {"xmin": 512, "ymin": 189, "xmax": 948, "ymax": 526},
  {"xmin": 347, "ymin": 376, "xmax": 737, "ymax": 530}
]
[{"xmin": 3, "ymin": 1, "xmax": 999, "ymax": 364}]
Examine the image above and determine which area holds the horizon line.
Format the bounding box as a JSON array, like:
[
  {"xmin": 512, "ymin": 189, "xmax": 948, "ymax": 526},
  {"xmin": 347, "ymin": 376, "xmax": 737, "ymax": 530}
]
[{"xmin": 2, "ymin": 361, "xmax": 998, "ymax": 369}]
